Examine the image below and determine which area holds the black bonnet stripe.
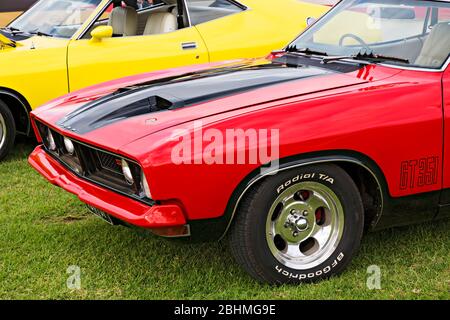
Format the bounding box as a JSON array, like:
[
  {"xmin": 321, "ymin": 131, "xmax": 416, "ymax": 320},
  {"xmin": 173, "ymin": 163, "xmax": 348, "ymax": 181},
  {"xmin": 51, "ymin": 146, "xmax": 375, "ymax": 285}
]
[{"xmin": 58, "ymin": 63, "xmax": 333, "ymax": 134}]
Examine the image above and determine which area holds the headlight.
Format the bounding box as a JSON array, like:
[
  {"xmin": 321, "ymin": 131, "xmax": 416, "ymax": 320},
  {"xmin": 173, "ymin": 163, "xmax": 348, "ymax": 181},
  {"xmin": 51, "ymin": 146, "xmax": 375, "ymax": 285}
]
[
  {"xmin": 63, "ymin": 137, "xmax": 75, "ymax": 155},
  {"xmin": 141, "ymin": 171, "xmax": 152, "ymax": 199},
  {"xmin": 47, "ymin": 129, "xmax": 56, "ymax": 151},
  {"xmin": 121, "ymin": 159, "xmax": 134, "ymax": 185}
]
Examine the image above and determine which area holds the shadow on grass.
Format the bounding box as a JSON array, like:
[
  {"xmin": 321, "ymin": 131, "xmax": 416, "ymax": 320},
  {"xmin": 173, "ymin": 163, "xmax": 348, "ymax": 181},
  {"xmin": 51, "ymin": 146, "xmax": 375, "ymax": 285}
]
[
  {"xmin": 64, "ymin": 210, "xmax": 449, "ymax": 287},
  {"xmin": 4, "ymin": 136, "xmax": 36, "ymax": 162}
]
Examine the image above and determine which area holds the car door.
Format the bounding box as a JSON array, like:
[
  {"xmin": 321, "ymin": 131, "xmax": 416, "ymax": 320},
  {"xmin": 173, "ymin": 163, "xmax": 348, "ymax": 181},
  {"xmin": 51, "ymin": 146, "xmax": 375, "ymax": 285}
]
[{"xmin": 67, "ymin": 2, "xmax": 208, "ymax": 92}]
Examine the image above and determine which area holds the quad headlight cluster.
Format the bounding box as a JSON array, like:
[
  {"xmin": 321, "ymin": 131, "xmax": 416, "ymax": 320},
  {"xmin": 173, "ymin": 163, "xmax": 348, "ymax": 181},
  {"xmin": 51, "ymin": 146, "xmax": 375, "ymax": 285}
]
[
  {"xmin": 47, "ymin": 129, "xmax": 74, "ymax": 156},
  {"xmin": 38, "ymin": 122, "xmax": 152, "ymax": 203}
]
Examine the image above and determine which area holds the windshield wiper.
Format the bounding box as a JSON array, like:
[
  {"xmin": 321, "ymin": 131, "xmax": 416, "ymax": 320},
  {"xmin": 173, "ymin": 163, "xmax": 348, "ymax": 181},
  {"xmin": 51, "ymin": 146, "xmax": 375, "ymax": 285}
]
[
  {"xmin": 285, "ymin": 45, "xmax": 328, "ymax": 57},
  {"xmin": 322, "ymin": 51, "xmax": 409, "ymax": 65},
  {"xmin": 1, "ymin": 26, "xmax": 25, "ymax": 35},
  {"xmin": 29, "ymin": 30, "xmax": 53, "ymax": 37}
]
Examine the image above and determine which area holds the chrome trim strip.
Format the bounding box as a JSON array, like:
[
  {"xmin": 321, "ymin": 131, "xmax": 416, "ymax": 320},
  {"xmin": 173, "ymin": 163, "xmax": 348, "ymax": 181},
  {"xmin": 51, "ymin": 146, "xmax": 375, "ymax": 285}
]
[
  {"xmin": 219, "ymin": 158, "xmax": 384, "ymax": 240},
  {"xmin": 379, "ymin": 55, "xmax": 450, "ymax": 73},
  {"xmin": 320, "ymin": 55, "xmax": 450, "ymax": 73},
  {"xmin": 182, "ymin": 0, "xmax": 192, "ymax": 27}
]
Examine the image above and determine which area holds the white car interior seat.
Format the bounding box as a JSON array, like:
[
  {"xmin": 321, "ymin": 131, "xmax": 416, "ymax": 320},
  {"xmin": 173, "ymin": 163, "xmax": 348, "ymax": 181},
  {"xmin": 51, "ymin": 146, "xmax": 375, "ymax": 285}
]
[
  {"xmin": 108, "ymin": 6, "xmax": 138, "ymax": 36},
  {"xmin": 144, "ymin": 12, "xmax": 178, "ymax": 35},
  {"xmin": 415, "ymin": 22, "xmax": 450, "ymax": 68}
]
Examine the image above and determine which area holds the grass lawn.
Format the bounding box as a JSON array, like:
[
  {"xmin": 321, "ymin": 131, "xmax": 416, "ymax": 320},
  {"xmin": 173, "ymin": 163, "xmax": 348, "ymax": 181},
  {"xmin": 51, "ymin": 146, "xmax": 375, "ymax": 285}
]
[{"xmin": 0, "ymin": 139, "xmax": 449, "ymax": 300}]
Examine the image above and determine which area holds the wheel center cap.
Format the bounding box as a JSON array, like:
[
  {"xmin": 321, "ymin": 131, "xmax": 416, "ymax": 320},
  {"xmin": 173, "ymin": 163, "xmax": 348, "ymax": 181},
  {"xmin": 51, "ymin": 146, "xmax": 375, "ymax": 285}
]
[
  {"xmin": 295, "ymin": 217, "xmax": 309, "ymax": 231},
  {"xmin": 277, "ymin": 207, "xmax": 314, "ymax": 243}
]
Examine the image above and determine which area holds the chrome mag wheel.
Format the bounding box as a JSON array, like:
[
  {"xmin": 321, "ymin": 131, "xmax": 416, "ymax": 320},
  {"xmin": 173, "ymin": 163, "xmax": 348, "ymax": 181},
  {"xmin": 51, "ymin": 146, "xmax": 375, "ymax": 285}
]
[{"xmin": 266, "ymin": 182, "xmax": 345, "ymax": 270}]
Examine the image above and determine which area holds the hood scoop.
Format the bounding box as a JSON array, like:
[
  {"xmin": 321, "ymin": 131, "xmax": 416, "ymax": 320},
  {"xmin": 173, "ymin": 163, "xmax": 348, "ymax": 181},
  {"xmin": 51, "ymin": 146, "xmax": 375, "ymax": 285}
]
[
  {"xmin": 58, "ymin": 92, "xmax": 180, "ymax": 133},
  {"xmin": 58, "ymin": 64, "xmax": 333, "ymax": 134}
]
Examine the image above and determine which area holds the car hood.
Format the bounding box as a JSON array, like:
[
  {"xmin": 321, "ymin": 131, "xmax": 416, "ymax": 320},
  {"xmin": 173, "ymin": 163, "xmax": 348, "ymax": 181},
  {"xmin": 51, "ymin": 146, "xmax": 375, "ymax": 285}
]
[
  {"xmin": 33, "ymin": 56, "xmax": 401, "ymax": 153},
  {"xmin": 0, "ymin": 33, "xmax": 69, "ymax": 52}
]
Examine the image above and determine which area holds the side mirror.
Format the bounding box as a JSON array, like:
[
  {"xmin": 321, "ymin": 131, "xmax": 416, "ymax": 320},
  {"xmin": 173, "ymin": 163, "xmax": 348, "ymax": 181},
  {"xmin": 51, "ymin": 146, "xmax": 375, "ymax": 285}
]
[
  {"xmin": 90, "ymin": 26, "xmax": 113, "ymax": 43},
  {"xmin": 306, "ymin": 17, "xmax": 317, "ymax": 26}
]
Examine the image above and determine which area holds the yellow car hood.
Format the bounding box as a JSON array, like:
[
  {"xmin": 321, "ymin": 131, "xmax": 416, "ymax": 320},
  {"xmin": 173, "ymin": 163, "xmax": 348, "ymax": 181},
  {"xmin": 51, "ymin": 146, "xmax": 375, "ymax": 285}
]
[
  {"xmin": 0, "ymin": 34, "xmax": 69, "ymax": 52},
  {"xmin": 0, "ymin": 34, "xmax": 70, "ymax": 110}
]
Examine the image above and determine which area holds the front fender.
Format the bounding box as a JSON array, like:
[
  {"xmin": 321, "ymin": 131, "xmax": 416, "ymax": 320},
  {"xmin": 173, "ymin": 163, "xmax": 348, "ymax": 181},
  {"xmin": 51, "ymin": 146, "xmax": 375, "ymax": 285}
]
[{"xmin": 187, "ymin": 150, "xmax": 387, "ymax": 242}]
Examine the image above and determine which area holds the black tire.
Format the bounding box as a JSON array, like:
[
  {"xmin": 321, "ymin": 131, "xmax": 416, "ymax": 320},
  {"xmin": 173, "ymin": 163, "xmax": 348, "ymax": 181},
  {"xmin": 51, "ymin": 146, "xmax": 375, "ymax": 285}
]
[
  {"xmin": 229, "ymin": 164, "xmax": 364, "ymax": 284},
  {"xmin": 0, "ymin": 99, "xmax": 16, "ymax": 161}
]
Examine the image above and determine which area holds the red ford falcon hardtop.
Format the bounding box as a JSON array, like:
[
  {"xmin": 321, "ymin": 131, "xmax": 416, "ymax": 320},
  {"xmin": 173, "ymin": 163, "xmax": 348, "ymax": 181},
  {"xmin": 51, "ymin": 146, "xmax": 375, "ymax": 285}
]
[{"xmin": 29, "ymin": 0, "xmax": 450, "ymax": 284}]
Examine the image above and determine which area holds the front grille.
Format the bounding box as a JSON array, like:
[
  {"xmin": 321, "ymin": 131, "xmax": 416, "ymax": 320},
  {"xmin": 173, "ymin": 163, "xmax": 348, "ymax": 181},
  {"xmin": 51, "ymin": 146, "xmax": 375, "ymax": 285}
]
[
  {"xmin": 35, "ymin": 121, "xmax": 151, "ymax": 204},
  {"xmin": 97, "ymin": 151, "xmax": 122, "ymax": 175}
]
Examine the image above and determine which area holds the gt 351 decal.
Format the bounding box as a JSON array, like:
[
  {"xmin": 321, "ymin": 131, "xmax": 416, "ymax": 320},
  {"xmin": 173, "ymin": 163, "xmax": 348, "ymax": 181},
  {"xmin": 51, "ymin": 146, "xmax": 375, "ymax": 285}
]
[{"xmin": 400, "ymin": 156, "xmax": 439, "ymax": 190}]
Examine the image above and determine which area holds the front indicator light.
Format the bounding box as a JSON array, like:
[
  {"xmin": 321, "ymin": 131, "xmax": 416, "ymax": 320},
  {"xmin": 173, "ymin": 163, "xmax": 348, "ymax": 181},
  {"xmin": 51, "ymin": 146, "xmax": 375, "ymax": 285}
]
[
  {"xmin": 141, "ymin": 171, "xmax": 152, "ymax": 199},
  {"xmin": 121, "ymin": 159, "xmax": 134, "ymax": 185},
  {"xmin": 47, "ymin": 129, "xmax": 56, "ymax": 151},
  {"xmin": 144, "ymin": 204, "xmax": 186, "ymax": 227},
  {"xmin": 63, "ymin": 137, "xmax": 75, "ymax": 155}
]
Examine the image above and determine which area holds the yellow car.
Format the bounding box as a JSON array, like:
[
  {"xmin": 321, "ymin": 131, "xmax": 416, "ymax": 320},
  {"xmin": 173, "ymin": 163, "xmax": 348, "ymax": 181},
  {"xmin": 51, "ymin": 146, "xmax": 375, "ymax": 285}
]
[{"xmin": 0, "ymin": 0, "xmax": 327, "ymax": 160}]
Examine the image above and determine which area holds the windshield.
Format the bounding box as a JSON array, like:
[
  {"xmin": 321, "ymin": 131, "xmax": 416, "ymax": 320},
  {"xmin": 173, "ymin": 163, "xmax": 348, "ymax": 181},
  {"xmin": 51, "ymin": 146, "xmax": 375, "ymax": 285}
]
[
  {"xmin": 9, "ymin": 0, "xmax": 103, "ymax": 38},
  {"xmin": 290, "ymin": 0, "xmax": 450, "ymax": 69}
]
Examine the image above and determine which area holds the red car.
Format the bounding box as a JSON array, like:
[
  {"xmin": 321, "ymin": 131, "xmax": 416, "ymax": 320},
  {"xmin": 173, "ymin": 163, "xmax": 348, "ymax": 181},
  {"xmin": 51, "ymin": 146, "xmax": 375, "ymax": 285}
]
[{"xmin": 29, "ymin": 0, "xmax": 450, "ymax": 284}]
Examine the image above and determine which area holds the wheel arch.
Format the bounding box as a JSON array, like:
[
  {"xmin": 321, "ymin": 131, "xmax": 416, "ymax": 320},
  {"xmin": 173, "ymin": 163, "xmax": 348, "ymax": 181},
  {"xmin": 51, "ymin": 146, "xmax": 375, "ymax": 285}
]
[
  {"xmin": 218, "ymin": 150, "xmax": 389, "ymax": 240},
  {"xmin": 0, "ymin": 87, "xmax": 32, "ymax": 136}
]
